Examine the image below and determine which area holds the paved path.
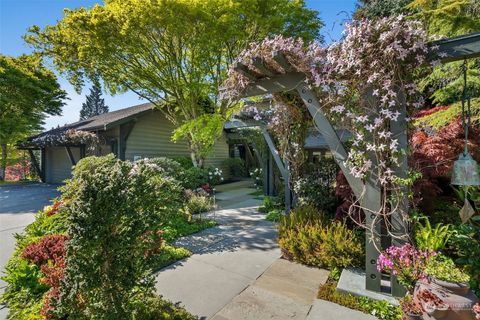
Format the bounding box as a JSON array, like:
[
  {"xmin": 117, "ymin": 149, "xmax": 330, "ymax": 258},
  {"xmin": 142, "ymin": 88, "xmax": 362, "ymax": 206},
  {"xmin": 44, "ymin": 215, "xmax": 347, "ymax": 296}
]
[{"xmin": 0, "ymin": 183, "xmax": 60, "ymax": 319}]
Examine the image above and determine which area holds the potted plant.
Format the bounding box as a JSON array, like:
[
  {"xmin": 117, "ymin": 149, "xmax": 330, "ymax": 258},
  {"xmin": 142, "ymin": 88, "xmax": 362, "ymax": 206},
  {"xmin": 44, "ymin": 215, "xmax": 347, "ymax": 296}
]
[
  {"xmin": 400, "ymin": 295, "xmax": 423, "ymax": 320},
  {"xmin": 377, "ymin": 243, "xmax": 436, "ymax": 293},
  {"xmin": 416, "ymin": 288, "xmax": 449, "ymax": 318},
  {"xmin": 425, "ymin": 255, "xmax": 470, "ymax": 295}
]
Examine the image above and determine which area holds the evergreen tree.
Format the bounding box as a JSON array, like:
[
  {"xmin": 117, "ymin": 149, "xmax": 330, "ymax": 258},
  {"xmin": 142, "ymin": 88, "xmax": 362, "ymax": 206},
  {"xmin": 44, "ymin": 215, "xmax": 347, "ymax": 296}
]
[{"xmin": 79, "ymin": 83, "xmax": 109, "ymax": 120}]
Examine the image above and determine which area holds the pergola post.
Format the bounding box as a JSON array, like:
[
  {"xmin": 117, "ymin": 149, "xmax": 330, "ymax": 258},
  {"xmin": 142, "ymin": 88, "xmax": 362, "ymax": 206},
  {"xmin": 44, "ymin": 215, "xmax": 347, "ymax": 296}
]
[
  {"xmin": 296, "ymin": 85, "xmax": 383, "ymax": 290},
  {"xmin": 260, "ymin": 126, "xmax": 291, "ymax": 213}
]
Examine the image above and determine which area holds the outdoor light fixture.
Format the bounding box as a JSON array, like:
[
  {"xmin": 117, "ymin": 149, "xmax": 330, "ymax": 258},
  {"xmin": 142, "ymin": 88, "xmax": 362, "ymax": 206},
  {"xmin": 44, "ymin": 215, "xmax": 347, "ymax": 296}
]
[{"xmin": 451, "ymin": 60, "xmax": 480, "ymax": 186}]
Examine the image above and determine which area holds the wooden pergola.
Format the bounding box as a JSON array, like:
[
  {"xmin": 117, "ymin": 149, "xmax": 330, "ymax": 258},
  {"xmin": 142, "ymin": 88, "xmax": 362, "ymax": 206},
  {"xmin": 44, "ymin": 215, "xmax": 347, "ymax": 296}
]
[{"xmin": 229, "ymin": 32, "xmax": 480, "ymax": 297}]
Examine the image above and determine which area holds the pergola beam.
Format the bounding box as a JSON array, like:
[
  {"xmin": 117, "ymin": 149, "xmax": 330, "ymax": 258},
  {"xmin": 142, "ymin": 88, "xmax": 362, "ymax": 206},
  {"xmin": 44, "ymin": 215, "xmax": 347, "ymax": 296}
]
[
  {"xmin": 296, "ymin": 86, "xmax": 366, "ymax": 200},
  {"xmin": 252, "ymin": 57, "xmax": 275, "ymax": 77},
  {"xmin": 273, "ymin": 51, "xmax": 294, "ymax": 72},
  {"xmin": 428, "ymin": 32, "xmax": 480, "ymax": 63},
  {"xmin": 242, "ymin": 72, "xmax": 306, "ymax": 97},
  {"xmin": 234, "ymin": 62, "xmax": 257, "ymax": 81}
]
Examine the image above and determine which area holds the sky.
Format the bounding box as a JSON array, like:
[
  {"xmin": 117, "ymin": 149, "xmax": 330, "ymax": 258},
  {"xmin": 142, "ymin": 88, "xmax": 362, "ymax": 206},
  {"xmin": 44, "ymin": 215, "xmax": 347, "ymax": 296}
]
[{"xmin": 0, "ymin": 0, "xmax": 358, "ymax": 130}]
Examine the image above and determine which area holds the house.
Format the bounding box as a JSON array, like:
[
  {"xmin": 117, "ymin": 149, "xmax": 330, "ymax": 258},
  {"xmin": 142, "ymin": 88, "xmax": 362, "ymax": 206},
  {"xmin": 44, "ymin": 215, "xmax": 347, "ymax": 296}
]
[{"xmin": 18, "ymin": 103, "xmax": 230, "ymax": 184}]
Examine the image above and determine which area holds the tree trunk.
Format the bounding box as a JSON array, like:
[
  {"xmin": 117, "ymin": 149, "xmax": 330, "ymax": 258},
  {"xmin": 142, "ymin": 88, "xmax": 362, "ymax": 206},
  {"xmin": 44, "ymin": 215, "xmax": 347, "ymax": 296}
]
[{"xmin": 0, "ymin": 144, "xmax": 7, "ymax": 181}]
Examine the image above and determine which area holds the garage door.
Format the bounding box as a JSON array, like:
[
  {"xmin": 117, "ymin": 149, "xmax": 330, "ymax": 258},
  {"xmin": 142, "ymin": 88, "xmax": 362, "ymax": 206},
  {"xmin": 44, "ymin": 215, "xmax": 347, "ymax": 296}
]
[{"xmin": 45, "ymin": 147, "xmax": 81, "ymax": 184}]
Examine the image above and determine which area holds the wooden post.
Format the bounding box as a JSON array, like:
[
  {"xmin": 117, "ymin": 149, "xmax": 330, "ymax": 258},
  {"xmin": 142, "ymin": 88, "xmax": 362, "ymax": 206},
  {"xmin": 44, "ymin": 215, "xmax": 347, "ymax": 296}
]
[
  {"xmin": 28, "ymin": 149, "xmax": 44, "ymax": 182},
  {"xmin": 390, "ymin": 87, "xmax": 409, "ymax": 297},
  {"xmin": 65, "ymin": 146, "xmax": 76, "ymax": 166},
  {"xmin": 296, "ymin": 84, "xmax": 382, "ymax": 292},
  {"xmin": 268, "ymin": 152, "xmax": 274, "ymax": 196},
  {"xmin": 118, "ymin": 121, "xmax": 135, "ymax": 161},
  {"xmin": 260, "ymin": 126, "xmax": 291, "ymax": 213}
]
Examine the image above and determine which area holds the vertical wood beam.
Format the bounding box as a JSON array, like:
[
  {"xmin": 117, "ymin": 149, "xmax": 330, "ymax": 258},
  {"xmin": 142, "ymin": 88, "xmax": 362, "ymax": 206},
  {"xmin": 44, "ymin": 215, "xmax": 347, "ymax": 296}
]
[
  {"xmin": 260, "ymin": 126, "xmax": 291, "ymax": 212},
  {"xmin": 268, "ymin": 152, "xmax": 274, "ymax": 196},
  {"xmin": 28, "ymin": 149, "xmax": 44, "ymax": 182},
  {"xmin": 119, "ymin": 121, "xmax": 136, "ymax": 161},
  {"xmin": 389, "ymin": 87, "xmax": 409, "ymax": 297},
  {"xmin": 65, "ymin": 146, "xmax": 76, "ymax": 166},
  {"xmin": 296, "ymin": 86, "xmax": 365, "ymax": 199},
  {"xmin": 362, "ymin": 182, "xmax": 383, "ymax": 292},
  {"xmin": 297, "ymin": 84, "xmax": 383, "ymax": 292}
]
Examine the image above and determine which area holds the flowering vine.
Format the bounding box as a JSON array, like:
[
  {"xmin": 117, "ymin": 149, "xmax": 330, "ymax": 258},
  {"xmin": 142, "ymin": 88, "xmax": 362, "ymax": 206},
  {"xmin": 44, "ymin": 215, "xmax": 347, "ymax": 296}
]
[{"xmin": 223, "ymin": 16, "xmax": 436, "ymax": 240}]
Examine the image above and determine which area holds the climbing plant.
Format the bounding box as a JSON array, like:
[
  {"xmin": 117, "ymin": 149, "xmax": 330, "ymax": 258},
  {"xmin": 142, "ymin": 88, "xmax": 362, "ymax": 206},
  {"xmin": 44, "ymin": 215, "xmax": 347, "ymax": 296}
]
[{"xmin": 223, "ymin": 16, "xmax": 435, "ymax": 242}]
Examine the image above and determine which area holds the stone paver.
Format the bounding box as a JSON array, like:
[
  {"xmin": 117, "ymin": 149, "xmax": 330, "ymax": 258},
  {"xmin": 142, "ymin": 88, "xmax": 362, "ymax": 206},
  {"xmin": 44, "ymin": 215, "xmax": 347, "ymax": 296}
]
[
  {"xmin": 212, "ymin": 259, "xmax": 329, "ymax": 320},
  {"xmin": 306, "ymin": 299, "xmax": 378, "ymax": 320},
  {"xmin": 155, "ymin": 198, "xmax": 281, "ymax": 319}
]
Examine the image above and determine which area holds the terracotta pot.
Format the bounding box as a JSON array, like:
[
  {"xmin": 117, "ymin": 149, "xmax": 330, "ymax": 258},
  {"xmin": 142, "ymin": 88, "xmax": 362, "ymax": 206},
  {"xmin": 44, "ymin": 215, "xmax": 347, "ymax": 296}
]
[
  {"xmin": 431, "ymin": 278, "xmax": 470, "ymax": 295},
  {"xmin": 424, "ymin": 302, "xmax": 449, "ymax": 319},
  {"xmin": 402, "ymin": 312, "xmax": 423, "ymax": 320}
]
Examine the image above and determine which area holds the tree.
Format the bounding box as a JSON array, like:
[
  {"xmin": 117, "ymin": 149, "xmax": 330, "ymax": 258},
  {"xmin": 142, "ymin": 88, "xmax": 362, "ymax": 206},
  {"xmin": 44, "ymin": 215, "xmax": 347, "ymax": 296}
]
[
  {"xmin": 26, "ymin": 0, "xmax": 322, "ymax": 167},
  {"xmin": 0, "ymin": 54, "xmax": 66, "ymax": 180},
  {"xmin": 79, "ymin": 82, "xmax": 109, "ymax": 120}
]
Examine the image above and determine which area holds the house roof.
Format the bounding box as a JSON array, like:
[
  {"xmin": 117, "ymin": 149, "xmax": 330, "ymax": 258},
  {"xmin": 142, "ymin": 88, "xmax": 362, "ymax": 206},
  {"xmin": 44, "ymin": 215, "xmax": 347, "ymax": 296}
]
[
  {"xmin": 19, "ymin": 102, "xmax": 155, "ymax": 148},
  {"xmin": 304, "ymin": 128, "xmax": 351, "ymax": 149}
]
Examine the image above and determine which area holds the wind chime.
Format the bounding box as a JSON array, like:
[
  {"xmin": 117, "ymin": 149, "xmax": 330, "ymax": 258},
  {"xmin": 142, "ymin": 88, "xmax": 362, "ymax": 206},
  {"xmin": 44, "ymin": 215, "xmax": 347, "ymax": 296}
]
[{"xmin": 451, "ymin": 60, "xmax": 480, "ymax": 222}]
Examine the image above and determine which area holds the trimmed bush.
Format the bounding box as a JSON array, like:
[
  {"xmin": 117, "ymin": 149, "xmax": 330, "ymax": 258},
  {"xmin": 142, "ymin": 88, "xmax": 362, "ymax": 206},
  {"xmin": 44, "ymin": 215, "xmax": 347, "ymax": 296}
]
[
  {"xmin": 222, "ymin": 158, "xmax": 246, "ymax": 177},
  {"xmin": 54, "ymin": 155, "xmax": 184, "ymax": 318},
  {"xmin": 278, "ymin": 205, "xmax": 364, "ymax": 269}
]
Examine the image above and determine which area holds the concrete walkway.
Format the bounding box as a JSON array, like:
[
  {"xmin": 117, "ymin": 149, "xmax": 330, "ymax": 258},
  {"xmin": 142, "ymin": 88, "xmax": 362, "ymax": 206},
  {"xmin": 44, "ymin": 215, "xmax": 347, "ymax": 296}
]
[
  {"xmin": 155, "ymin": 181, "xmax": 332, "ymax": 319},
  {"xmin": 155, "ymin": 181, "xmax": 281, "ymax": 319}
]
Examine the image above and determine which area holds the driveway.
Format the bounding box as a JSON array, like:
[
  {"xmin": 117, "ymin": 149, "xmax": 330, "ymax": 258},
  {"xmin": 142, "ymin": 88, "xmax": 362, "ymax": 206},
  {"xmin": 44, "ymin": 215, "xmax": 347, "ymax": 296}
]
[{"xmin": 0, "ymin": 183, "xmax": 60, "ymax": 288}]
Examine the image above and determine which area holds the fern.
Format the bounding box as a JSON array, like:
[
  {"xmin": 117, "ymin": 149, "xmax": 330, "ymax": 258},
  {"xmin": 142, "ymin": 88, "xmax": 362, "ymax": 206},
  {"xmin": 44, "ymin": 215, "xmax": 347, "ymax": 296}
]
[{"xmin": 414, "ymin": 217, "xmax": 452, "ymax": 251}]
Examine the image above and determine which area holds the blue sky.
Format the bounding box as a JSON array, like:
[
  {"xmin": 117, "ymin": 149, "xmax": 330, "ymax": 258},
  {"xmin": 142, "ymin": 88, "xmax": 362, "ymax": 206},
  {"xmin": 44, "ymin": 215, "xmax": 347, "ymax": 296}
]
[{"xmin": 0, "ymin": 0, "xmax": 357, "ymax": 129}]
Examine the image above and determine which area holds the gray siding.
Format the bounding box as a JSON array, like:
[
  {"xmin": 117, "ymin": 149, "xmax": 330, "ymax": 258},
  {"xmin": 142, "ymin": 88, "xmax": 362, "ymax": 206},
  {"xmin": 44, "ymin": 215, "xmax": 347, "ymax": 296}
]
[
  {"xmin": 45, "ymin": 146, "xmax": 80, "ymax": 184},
  {"xmin": 125, "ymin": 112, "xmax": 191, "ymax": 160},
  {"xmin": 125, "ymin": 112, "xmax": 230, "ymax": 174}
]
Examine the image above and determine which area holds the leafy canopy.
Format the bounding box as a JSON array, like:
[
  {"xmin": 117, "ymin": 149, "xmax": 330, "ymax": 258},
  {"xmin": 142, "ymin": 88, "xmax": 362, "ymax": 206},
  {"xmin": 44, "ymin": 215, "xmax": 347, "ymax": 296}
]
[
  {"xmin": 0, "ymin": 54, "xmax": 66, "ymax": 179},
  {"xmin": 26, "ymin": 0, "xmax": 322, "ymax": 166}
]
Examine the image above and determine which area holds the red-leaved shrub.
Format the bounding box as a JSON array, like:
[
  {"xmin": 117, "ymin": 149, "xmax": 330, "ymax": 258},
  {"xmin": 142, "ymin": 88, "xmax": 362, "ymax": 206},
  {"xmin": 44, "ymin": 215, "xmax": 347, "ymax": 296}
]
[
  {"xmin": 5, "ymin": 160, "xmax": 31, "ymax": 181},
  {"xmin": 410, "ymin": 118, "xmax": 480, "ymax": 212},
  {"xmin": 22, "ymin": 234, "xmax": 68, "ymax": 318}
]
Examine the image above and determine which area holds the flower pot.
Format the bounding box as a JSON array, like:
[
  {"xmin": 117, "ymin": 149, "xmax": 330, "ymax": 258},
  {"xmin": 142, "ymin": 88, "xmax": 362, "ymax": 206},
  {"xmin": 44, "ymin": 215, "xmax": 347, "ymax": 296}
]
[
  {"xmin": 402, "ymin": 312, "xmax": 423, "ymax": 320},
  {"xmin": 423, "ymin": 301, "xmax": 449, "ymax": 319},
  {"xmin": 431, "ymin": 278, "xmax": 470, "ymax": 295}
]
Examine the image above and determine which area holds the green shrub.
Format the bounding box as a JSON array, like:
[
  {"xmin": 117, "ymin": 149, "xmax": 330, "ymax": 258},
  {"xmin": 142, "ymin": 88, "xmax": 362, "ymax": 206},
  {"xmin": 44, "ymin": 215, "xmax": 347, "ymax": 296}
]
[
  {"xmin": 130, "ymin": 294, "xmax": 197, "ymax": 320},
  {"xmin": 450, "ymin": 222, "xmax": 480, "ymax": 294},
  {"xmin": 265, "ymin": 209, "xmax": 283, "ymax": 222},
  {"xmin": 149, "ymin": 245, "xmax": 191, "ymax": 271},
  {"xmin": 222, "ymin": 158, "xmax": 246, "ymax": 177},
  {"xmin": 318, "ymin": 275, "xmax": 401, "ymax": 320},
  {"xmin": 250, "ymin": 167, "xmax": 263, "ymax": 187},
  {"xmin": 294, "ymin": 159, "xmax": 339, "ymax": 214},
  {"xmin": 185, "ymin": 194, "xmax": 212, "ymax": 215},
  {"xmin": 425, "ymin": 255, "xmax": 470, "ymax": 283},
  {"xmin": 173, "ymin": 156, "xmax": 194, "ymax": 169},
  {"xmin": 0, "ymin": 204, "xmax": 68, "ymax": 320},
  {"xmin": 414, "ymin": 217, "xmax": 452, "ymax": 251},
  {"xmin": 278, "ymin": 205, "xmax": 363, "ymax": 269},
  {"xmin": 162, "ymin": 216, "xmax": 217, "ymax": 243},
  {"xmin": 139, "ymin": 158, "xmax": 185, "ymax": 180},
  {"xmin": 258, "ymin": 196, "xmax": 283, "ymax": 213},
  {"xmin": 54, "ymin": 155, "xmax": 184, "ymax": 318}
]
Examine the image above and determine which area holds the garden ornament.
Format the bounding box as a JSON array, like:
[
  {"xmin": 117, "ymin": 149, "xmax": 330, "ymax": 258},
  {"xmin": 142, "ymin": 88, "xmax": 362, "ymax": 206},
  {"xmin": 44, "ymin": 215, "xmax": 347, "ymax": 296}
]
[{"xmin": 451, "ymin": 60, "xmax": 480, "ymax": 186}]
